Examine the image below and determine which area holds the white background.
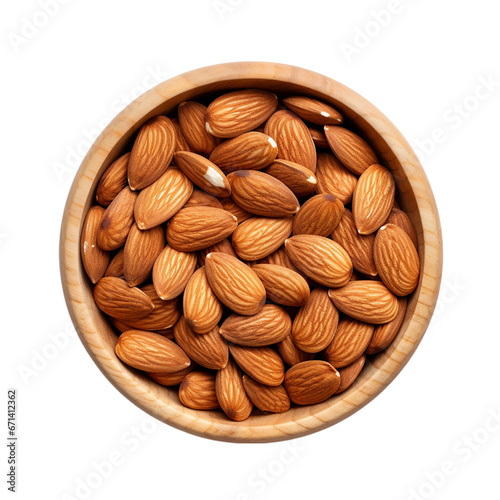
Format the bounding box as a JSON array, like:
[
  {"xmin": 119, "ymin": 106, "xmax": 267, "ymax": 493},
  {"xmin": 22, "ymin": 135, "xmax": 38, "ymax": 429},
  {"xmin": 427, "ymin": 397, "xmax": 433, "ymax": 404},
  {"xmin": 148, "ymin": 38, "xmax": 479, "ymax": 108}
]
[{"xmin": 2, "ymin": 1, "xmax": 500, "ymax": 499}]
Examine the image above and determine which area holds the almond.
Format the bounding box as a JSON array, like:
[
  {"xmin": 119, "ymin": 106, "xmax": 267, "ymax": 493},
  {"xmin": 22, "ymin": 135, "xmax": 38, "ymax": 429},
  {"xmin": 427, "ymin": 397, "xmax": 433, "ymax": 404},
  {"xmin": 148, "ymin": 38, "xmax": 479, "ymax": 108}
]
[
  {"xmin": 173, "ymin": 151, "xmax": 231, "ymax": 197},
  {"xmin": 123, "ymin": 224, "xmax": 165, "ymax": 287},
  {"xmin": 209, "ymin": 132, "xmax": 278, "ymax": 173},
  {"xmin": 197, "ymin": 239, "xmax": 237, "ymax": 267},
  {"xmin": 352, "ymin": 164, "xmax": 395, "ymax": 235},
  {"xmin": 134, "ymin": 166, "xmax": 193, "ymax": 230},
  {"xmin": 265, "ymin": 159, "xmax": 318, "ymax": 197},
  {"xmin": 97, "ymin": 187, "xmax": 137, "ymax": 251},
  {"xmin": 218, "ymin": 196, "xmax": 253, "ymax": 224},
  {"xmin": 255, "ymin": 246, "xmax": 299, "ymax": 273},
  {"xmin": 229, "ymin": 344, "xmax": 285, "ymax": 386},
  {"xmin": 373, "ymin": 224, "xmax": 420, "ymax": 296},
  {"xmin": 178, "ymin": 101, "xmax": 220, "ymax": 155},
  {"xmin": 152, "ymin": 244, "xmax": 197, "ymax": 300},
  {"xmin": 331, "ymin": 209, "xmax": 377, "ymax": 276},
  {"xmin": 284, "ymin": 235, "xmax": 352, "ymax": 288},
  {"xmin": 219, "ymin": 304, "xmax": 291, "ymax": 347},
  {"xmin": 316, "ymin": 153, "xmax": 357, "ymax": 204},
  {"xmin": 324, "ymin": 126, "xmax": 378, "ymax": 175},
  {"xmin": 184, "ymin": 190, "xmax": 223, "ymax": 209},
  {"xmin": 104, "ymin": 248, "xmax": 124, "ymax": 279},
  {"xmin": 93, "ymin": 277, "xmax": 154, "ymax": 320},
  {"xmin": 252, "ymin": 264, "xmax": 310, "ymax": 307},
  {"xmin": 242, "ymin": 376, "xmax": 290, "ymax": 413},
  {"xmin": 81, "ymin": 205, "xmax": 110, "ymax": 283},
  {"xmin": 324, "ymin": 317, "xmax": 374, "ymax": 368},
  {"xmin": 328, "ymin": 281, "xmax": 399, "ymax": 324},
  {"xmin": 183, "ymin": 267, "xmax": 223, "ymax": 334},
  {"xmin": 283, "ymin": 96, "xmax": 343, "ymax": 125},
  {"xmin": 205, "ymin": 252, "xmax": 266, "ymax": 315},
  {"xmin": 128, "ymin": 116, "xmax": 175, "ymax": 190},
  {"xmin": 292, "ymin": 287, "xmax": 339, "ymax": 353},
  {"xmin": 284, "ymin": 360, "xmax": 340, "ymax": 405},
  {"xmin": 308, "ymin": 126, "xmax": 329, "ymax": 148},
  {"xmin": 95, "ymin": 153, "xmax": 129, "ymax": 206},
  {"xmin": 170, "ymin": 117, "xmax": 193, "ymax": 153},
  {"xmin": 147, "ymin": 364, "xmax": 195, "ymax": 386},
  {"xmin": 166, "ymin": 206, "xmax": 237, "ymax": 252},
  {"xmin": 277, "ymin": 334, "xmax": 315, "ymax": 366},
  {"xmin": 227, "ymin": 170, "xmax": 299, "ymax": 217},
  {"xmin": 115, "ymin": 330, "xmax": 190, "ymax": 373},
  {"xmin": 179, "ymin": 371, "xmax": 219, "ymax": 410},
  {"xmin": 366, "ymin": 296, "xmax": 407, "ymax": 354},
  {"xmin": 265, "ymin": 110, "xmax": 317, "ymax": 172},
  {"xmin": 206, "ymin": 89, "xmax": 277, "ymax": 138},
  {"xmin": 292, "ymin": 194, "xmax": 344, "ymax": 236},
  {"xmin": 232, "ymin": 216, "xmax": 293, "ymax": 261},
  {"xmin": 386, "ymin": 208, "xmax": 418, "ymax": 248},
  {"xmin": 335, "ymin": 355, "xmax": 366, "ymax": 394},
  {"xmin": 174, "ymin": 316, "xmax": 228, "ymax": 370}
]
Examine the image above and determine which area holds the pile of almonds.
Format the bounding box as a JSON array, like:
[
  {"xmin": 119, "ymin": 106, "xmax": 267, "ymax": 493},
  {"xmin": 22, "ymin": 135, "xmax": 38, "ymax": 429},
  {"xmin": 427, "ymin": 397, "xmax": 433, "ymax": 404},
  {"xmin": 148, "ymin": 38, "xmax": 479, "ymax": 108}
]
[{"xmin": 81, "ymin": 89, "xmax": 420, "ymax": 421}]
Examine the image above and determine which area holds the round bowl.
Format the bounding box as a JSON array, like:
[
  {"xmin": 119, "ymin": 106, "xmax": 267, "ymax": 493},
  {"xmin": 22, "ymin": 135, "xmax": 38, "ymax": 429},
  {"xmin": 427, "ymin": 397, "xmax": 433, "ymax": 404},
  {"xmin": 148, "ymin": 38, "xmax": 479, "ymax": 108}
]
[{"xmin": 60, "ymin": 62, "xmax": 442, "ymax": 443}]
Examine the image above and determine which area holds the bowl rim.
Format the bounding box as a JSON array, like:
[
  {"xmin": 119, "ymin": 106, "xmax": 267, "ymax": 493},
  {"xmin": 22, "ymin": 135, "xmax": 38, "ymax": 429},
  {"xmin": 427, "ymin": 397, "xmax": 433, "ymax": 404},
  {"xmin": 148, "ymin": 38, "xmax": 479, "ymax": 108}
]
[{"xmin": 60, "ymin": 61, "xmax": 443, "ymax": 443}]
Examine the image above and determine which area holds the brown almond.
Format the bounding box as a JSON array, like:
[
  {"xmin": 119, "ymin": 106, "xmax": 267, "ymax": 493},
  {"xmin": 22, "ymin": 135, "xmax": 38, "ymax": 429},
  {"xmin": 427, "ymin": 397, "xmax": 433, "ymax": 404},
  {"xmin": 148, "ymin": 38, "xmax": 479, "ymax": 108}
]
[
  {"xmin": 179, "ymin": 371, "xmax": 219, "ymax": 410},
  {"xmin": 265, "ymin": 159, "xmax": 318, "ymax": 197},
  {"xmin": 128, "ymin": 116, "xmax": 175, "ymax": 190},
  {"xmin": 170, "ymin": 117, "xmax": 194, "ymax": 153},
  {"xmin": 242, "ymin": 376, "xmax": 290, "ymax": 413},
  {"xmin": 292, "ymin": 194, "xmax": 344, "ymax": 236},
  {"xmin": 284, "ymin": 360, "xmax": 340, "ymax": 405},
  {"xmin": 335, "ymin": 355, "xmax": 366, "ymax": 394},
  {"xmin": 197, "ymin": 239, "xmax": 237, "ymax": 267},
  {"xmin": 95, "ymin": 153, "xmax": 129, "ymax": 206},
  {"xmin": 277, "ymin": 334, "xmax": 315, "ymax": 366},
  {"xmin": 255, "ymin": 247, "xmax": 300, "ymax": 273},
  {"xmin": 218, "ymin": 197, "xmax": 253, "ymax": 224},
  {"xmin": 81, "ymin": 206, "xmax": 110, "ymax": 283},
  {"xmin": 184, "ymin": 190, "xmax": 223, "ymax": 209},
  {"xmin": 147, "ymin": 364, "xmax": 196, "ymax": 386},
  {"xmin": 104, "ymin": 248, "xmax": 124, "ymax": 279},
  {"xmin": 283, "ymin": 96, "xmax": 343, "ymax": 125},
  {"xmin": 178, "ymin": 101, "xmax": 220, "ymax": 155},
  {"xmin": 386, "ymin": 208, "xmax": 418, "ymax": 248},
  {"xmin": 308, "ymin": 126, "xmax": 329, "ymax": 148},
  {"xmin": 316, "ymin": 152, "xmax": 358, "ymax": 204}
]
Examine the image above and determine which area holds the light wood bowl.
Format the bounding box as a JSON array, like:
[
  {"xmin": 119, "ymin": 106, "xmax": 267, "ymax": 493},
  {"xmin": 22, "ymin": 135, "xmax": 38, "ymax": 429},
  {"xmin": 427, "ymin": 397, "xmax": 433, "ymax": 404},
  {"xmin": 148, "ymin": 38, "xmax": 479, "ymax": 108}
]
[{"xmin": 60, "ymin": 62, "xmax": 442, "ymax": 442}]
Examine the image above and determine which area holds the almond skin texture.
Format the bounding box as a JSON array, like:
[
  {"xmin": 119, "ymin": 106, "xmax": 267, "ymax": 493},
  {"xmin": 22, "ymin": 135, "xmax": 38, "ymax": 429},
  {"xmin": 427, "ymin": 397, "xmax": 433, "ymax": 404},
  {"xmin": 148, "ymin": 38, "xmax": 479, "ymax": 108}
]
[
  {"xmin": 205, "ymin": 252, "xmax": 266, "ymax": 315},
  {"xmin": 386, "ymin": 208, "xmax": 418, "ymax": 248},
  {"xmin": 229, "ymin": 344, "xmax": 285, "ymax": 386},
  {"xmin": 115, "ymin": 330, "xmax": 190, "ymax": 373},
  {"xmin": 209, "ymin": 132, "xmax": 278, "ymax": 173},
  {"xmin": 215, "ymin": 358, "xmax": 253, "ymax": 421},
  {"xmin": 174, "ymin": 316, "xmax": 229, "ymax": 370},
  {"xmin": 256, "ymin": 247, "xmax": 300, "ymax": 274},
  {"xmin": 277, "ymin": 334, "xmax": 315, "ymax": 366},
  {"xmin": 81, "ymin": 206, "xmax": 110, "ymax": 283},
  {"xmin": 104, "ymin": 248, "xmax": 124, "ymax": 279},
  {"xmin": 97, "ymin": 187, "xmax": 137, "ymax": 251},
  {"xmin": 252, "ymin": 264, "xmax": 310, "ymax": 307},
  {"xmin": 352, "ymin": 164, "xmax": 395, "ymax": 235},
  {"xmin": 328, "ymin": 281, "xmax": 399, "ymax": 324},
  {"xmin": 219, "ymin": 304, "xmax": 292, "ymax": 347},
  {"xmin": 374, "ymin": 224, "xmax": 420, "ymax": 296},
  {"xmin": 134, "ymin": 167, "xmax": 193, "ymax": 230},
  {"xmin": 184, "ymin": 190, "xmax": 223, "ymax": 209},
  {"xmin": 284, "ymin": 235, "xmax": 353, "ymax": 288},
  {"xmin": 331, "ymin": 209, "xmax": 377, "ymax": 276},
  {"xmin": 183, "ymin": 267, "xmax": 223, "ymax": 334},
  {"xmin": 292, "ymin": 287, "xmax": 339, "ymax": 353},
  {"xmin": 265, "ymin": 159, "xmax": 318, "ymax": 197},
  {"xmin": 308, "ymin": 126, "xmax": 329, "ymax": 148},
  {"xmin": 366, "ymin": 296, "xmax": 407, "ymax": 354},
  {"xmin": 242, "ymin": 376, "xmax": 290, "ymax": 413},
  {"xmin": 95, "ymin": 153, "xmax": 129, "ymax": 206},
  {"xmin": 128, "ymin": 116, "xmax": 175, "ymax": 190},
  {"xmin": 93, "ymin": 277, "xmax": 154, "ymax": 321},
  {"xmin": 232, "ymin": 217, "xmax": 293, "ymax": 261},
  {"xmin": 197, "ymin": 239, "xmax": 237, "ymax": 267},
  {"xmin": 123, "ymin": 224, "xmax": 165, "ymax": 287},
  {"xmin": 147, "ymin": 364, "xmax": 196, "ymax": 386},
  {"xmin": 173, "ymin": 151, "xmax": 231, "ymax": 197},
  {"xmin": 178, "ymin": 101, "xmax": 220, "ymax": 155},
  {"xmin": 206, "ymin": 89, "xmax": 277, "ymax": 138},
  {"xmin": 227, "ymin": 170, "xmax": 300, "ymax": 218},
  {"xmin": 265, "ymin": 110, "xmax": 317, "ymax": 172},
  {"xmin": 179, "ymin": 371, "xmax": 219, "ymax": 410},
  {"xmin": 335, "ymin": 355, "xmax": 366, "ymax": 394},
  {"xmin": 283, "ymin": 96, "xmax": 343, "ymax": 126},
  {"xmin": 316, "ymin": 153, "xmax": 358, "ymax": 204},
  {"xmin": 152, "ymin": 245, "xmax": 197, "ymax": 301},
  {"xmin": 170, "ymin": 117, "xmax": 193, "ymax": 153},
  {"xmin": 292, "ymin": 194, "xmax": 344, "ymax": 236},
  {"xmin": 324, "ymin": 317, "xmax": 374, "ymax": 368},
  {"xmin": 166, "ymin": 206, "xmax": 237, "ymax": 252},
  {"xmin": 284, "ymin": 360, "xmax": 340, "ymax": 405},
  {"xmin": 218, "ymin": 197, "xmax": 253, "ymax": 224},
  {"xmin": 324, "ymin": 126, "xmax": 378, "ymax": 175}
]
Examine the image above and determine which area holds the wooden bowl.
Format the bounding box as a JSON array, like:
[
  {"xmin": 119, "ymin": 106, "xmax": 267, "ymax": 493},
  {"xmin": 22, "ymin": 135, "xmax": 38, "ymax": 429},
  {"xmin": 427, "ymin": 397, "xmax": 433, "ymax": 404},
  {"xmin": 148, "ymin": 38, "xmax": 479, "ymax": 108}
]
[{"xmin": 60, "ymin": 62, "xmax": 442, "ymax": 442}]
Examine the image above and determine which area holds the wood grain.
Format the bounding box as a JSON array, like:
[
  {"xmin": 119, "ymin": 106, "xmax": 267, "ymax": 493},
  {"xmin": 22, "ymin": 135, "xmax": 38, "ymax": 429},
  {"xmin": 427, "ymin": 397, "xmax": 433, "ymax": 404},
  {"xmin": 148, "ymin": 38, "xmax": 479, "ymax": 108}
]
[{"xmin": 60, "ymin": 61, "xmax": 442, "ymax": 443}]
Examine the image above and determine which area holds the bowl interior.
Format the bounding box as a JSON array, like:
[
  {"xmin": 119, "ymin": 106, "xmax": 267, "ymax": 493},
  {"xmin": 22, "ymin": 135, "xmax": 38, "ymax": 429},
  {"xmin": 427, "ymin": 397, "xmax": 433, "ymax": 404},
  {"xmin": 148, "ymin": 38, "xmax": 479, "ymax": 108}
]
[{"xmin": 61, "ymin": 63, "xmax": 442, "ymax": 442}]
